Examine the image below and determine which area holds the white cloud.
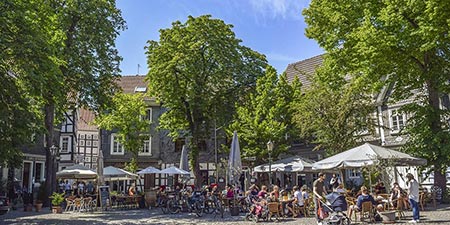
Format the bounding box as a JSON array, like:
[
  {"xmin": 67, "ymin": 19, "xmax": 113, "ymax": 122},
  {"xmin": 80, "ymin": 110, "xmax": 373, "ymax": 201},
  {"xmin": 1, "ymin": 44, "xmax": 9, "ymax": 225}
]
[{"xmin": 248, "ymin": 0, "xmax": 309, "ymax": 20}]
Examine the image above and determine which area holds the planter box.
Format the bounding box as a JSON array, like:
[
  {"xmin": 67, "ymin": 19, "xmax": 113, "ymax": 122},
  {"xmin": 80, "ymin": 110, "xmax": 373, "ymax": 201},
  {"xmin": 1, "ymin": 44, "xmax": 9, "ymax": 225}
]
[
  {"xmin": 52, "ymin": 206, "xmax": 63, "ymax": 213},
  {"xmin": 230, "ymin": 206, "xmax": 240, "ymax": 216},
  {"xmin": 380, "ymin": 211, "xmax": 396, "ymax": 224}
]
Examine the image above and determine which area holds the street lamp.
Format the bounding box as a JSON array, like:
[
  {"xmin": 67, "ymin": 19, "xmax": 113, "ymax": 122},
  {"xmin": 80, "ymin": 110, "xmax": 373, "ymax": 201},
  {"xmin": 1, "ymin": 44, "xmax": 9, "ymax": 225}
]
[
  {"xmin": 50, "ymin": 145, "xmax": 60, "ymax": 193},
  {"xmin": 266, "ymin": 140, "xmax": 274, "ymax": 187}
]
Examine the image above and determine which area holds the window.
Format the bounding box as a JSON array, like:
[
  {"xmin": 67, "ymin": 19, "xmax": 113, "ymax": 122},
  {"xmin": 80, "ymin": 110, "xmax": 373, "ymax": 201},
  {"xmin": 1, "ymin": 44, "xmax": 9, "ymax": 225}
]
[
  {"xmin": 110, "ymin": 134, "xmax": 124, "ymax": 155},
  {"xmin": 79, "ymin": 140, "xmax": 85, "ymax": 146},
  {"xmin": 349, "ymin": 169, "xmax": 361, "ymax": 178},
  {"xmin": 134, "ymin": 86, "xmax": 147, "ymax": 93},
  {"xmin": 140, "ymin": 137, "xmax": 152, "ymax": 155},
  {"xmin": 86, "ymin": 140, "xmax": 92, "ymax": 146},
  {"xmin": 142, "ymin": 108, "xmax": 152, "ymax": 121},
  {"xmin": 93, "ymin": 141, "xmax": 98, "ymax": 147},
  {"xmin": 85, "ymin": 157, "xmax": 91, "ymax": 162},
  {"xmin": 60, "ymin": 136, "xmax": 71, "ymax": 153},
  {"xmin": 389, "ymin": 109, "xmax": 406, "ymax": 133},
  {"xmin": 93, "ymin": 134, "xmax": 98, "ymax": 139},
  {"xmin": 80, "ymin": 134, "xmax": 85, "ymax": 140}
]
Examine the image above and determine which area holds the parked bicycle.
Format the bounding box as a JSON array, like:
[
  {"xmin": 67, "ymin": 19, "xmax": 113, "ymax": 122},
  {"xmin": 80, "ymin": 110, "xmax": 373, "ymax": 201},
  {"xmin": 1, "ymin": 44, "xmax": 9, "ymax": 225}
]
[
  {"xmin": 203, "ymin": 193, "xmax": 224, "ymax": 218},
  {"xmin": 167, "ymin": 189, "xmax": 203, "ymax": 217}
]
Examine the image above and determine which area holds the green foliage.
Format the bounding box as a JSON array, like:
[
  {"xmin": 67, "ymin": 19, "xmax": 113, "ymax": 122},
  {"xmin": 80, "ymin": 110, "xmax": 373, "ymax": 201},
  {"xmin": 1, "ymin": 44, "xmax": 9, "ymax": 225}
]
[
  {"xmin": 50, "ymin": 192, "xmax": 65, "ymax": 206},
  {"xmin": 229, "ymin": 66, "xmax": 298, "ymax": 163},
  {"xmin": 0, "ymin": 0, "xmax": 49, "ymax": 167},
  {"xmin": 145, "ymin": 15, "xmax": 267, "ymax": 185},
  {"xmin": 303, "ymin": 0, "xmax": 450, "ymax": 191},
  {"xmin": 124, "ymin": 158, "xmax": 138, "ymax": 174},
  {"xmin": 291, "ymin": 57, "xmax": 377, "ymax": 156},
  {"xmin": 95, "ymin": 93, "xmax": 150, "ymax": 169}
]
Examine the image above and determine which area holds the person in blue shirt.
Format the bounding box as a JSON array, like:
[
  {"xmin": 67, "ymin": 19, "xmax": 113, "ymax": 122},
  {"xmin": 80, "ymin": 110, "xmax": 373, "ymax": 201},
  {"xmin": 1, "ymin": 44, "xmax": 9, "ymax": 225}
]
[{"xmin": 347, "ymin": 186, "xmax": 383, "ymax": 219}]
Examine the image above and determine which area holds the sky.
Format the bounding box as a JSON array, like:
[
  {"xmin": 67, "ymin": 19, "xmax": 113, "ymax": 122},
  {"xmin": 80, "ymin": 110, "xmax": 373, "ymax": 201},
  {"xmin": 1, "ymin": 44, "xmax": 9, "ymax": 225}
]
[{"xmin": 115, "ymin": 0, "xmax": 323, "ymax": 76}]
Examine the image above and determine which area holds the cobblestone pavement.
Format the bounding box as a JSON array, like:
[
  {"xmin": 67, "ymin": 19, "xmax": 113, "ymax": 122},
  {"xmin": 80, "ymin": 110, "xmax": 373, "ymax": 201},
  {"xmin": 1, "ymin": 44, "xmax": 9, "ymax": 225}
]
[{"xmin": 2, "ymin": 204, "xmax": 450, "ymax": 225}]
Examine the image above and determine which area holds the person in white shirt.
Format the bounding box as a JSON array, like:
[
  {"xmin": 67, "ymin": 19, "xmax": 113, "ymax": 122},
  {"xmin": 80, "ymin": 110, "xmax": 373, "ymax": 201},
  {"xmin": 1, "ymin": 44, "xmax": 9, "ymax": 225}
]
[
  {"xmin": 293, "ymin": 186, "xmax": 304, "ymax": 207},
  {"xmin": 406, "ymin": 173, "xmax": 420, "ymax": 223}
]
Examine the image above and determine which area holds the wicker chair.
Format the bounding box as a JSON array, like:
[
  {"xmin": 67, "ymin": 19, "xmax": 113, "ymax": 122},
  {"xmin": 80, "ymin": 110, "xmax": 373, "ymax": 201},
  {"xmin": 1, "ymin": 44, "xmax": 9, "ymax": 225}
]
[{"xmin": 267, "ymin": 202, "xmax": 282, "ymax": 221}]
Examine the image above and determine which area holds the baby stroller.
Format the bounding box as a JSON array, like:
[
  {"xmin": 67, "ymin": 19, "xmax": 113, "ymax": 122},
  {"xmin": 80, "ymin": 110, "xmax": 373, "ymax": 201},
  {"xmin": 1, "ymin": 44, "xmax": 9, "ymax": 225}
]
[
  {"xmin": 245, "ymin": 195, "xmax": 269, "ymax": 223},
  {"xmin": 319, "ymin": 192, "xmax": 350, "ymax": 225}
]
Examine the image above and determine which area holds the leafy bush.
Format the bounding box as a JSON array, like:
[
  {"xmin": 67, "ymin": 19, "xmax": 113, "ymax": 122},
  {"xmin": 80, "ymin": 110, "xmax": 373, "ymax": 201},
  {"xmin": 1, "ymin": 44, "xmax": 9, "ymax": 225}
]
[{"xmin": 50, "ymin": 192, "xmax": 65, "ymax": 206}]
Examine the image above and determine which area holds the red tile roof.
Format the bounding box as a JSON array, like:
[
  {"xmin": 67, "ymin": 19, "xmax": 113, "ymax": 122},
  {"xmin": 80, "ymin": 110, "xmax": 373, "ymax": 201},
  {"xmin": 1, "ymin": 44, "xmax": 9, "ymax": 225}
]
[
  {"xmin": 116, "ymin": 75, "xmax": 148, "ymax": 94},
  {"xmin": 285, "ymin": 54, "xmax": 324, "ymax": 89},
  {"xmin": 78, "ymin": 108, "xmax": 97, "ymax": 131}
]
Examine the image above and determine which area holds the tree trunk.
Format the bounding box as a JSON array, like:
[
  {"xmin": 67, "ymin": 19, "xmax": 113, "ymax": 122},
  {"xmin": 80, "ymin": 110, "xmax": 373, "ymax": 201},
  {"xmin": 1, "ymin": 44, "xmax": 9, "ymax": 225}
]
[
  {"xmin": 44, "ymin": 103, "xmax": 56, "ymax": 207},
  {"xmin": 7, "ymin": 166, "xmax": 15, "ymax": 203},
  {"xmin": 426, "ymin": 73, "xmax": 447, "ymax": 196}
]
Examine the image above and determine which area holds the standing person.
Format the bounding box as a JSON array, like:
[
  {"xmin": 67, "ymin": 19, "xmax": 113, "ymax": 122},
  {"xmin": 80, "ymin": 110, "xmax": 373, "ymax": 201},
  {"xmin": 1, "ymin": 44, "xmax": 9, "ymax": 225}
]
[
  {"xmin": 329, "ymin": 174, "xmax": 340, "ymax": 190},
  {"xmin": 64, "ymin": 180, "xmax": 71, "ymax": 195},
  {"xmin": 406, "ymin": 173, "xmax": 420, "ymax": 223},
  {"xmin": 313, "ymin": 173, "xmax": 327, "ymax": 225}
]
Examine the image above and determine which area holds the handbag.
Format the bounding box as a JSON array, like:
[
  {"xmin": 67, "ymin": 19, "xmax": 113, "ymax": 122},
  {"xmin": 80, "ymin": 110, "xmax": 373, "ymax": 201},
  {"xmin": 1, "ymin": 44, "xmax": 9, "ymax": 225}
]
[{"xmin": 318, "ymin": 202, "xmax": 328, "ymax": 219}]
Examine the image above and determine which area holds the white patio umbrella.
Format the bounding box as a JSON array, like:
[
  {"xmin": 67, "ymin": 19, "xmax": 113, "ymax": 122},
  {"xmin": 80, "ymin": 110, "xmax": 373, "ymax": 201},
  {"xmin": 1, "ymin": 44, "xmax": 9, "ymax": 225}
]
[
  {"xmin": 228, "ymin": 131, "xmax": 242, "ymax": 188},
  {"xmin": 137, "ymin": 166, "xmax": 161, "ymax": 175},
  {"xmin": 159, "ymin": 166, "xmax": 190, "ymax": 175},
  {"xmin": 56, "ymin": 164, "xmax": 98, "ymax": 179},
  {"xmin": 179, "ymin": 145, "xmax": 190, "ymax": 183},
  {"xmin": 312, "ymin": 143, "xmax": 427, "ymax": 170},
  {"xmin": 103, "ymin": 166, "xmax": 138, "ymax": 181},
  {"xmin": 254, "ymin": 156, "xmax": 315, "ymax": 173}
]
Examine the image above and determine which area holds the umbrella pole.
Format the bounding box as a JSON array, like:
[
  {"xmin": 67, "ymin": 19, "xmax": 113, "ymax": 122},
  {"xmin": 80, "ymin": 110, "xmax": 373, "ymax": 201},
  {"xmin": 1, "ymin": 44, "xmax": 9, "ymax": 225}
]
[{"xmin": 369, "ymin": 167, "xmax": 373, "ymax": 193}]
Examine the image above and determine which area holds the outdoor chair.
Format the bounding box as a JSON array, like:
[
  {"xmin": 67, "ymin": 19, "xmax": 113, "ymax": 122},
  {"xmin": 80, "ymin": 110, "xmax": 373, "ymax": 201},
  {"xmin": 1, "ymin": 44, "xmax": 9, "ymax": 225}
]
[
  {"xmin": 292, "ymin": 203, "xmax": 306, "ymax": 218},
  {"xmin": 395, "ymin": 197, "xmax": 406, "ymax": 219},
  {"xmin": 419, "ymin": 192, "xmax": 425, "ymax": 211},
  {"xmin": 358, "ymin": 201, "xmax": 373, "ymax": 222},
  {"xmin": 65, "ymin": 198, "xmax": 76, "ymax": 212},
  {"xmin": 267, "ymin": 202, "xmax": 282, "ymax": 221}
]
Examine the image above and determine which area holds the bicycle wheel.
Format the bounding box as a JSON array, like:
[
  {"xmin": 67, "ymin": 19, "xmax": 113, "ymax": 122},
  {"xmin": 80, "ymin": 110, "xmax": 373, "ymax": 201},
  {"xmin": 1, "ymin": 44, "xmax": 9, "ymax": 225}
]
[
  {"xmin": 194, "ymin": 201, "xmax": 203, "ymax": 217},
  {"xmin": 203, "ymin": 199, "xmax": 215, "ymax": 214},
  {"xmin": 167, "ymin": 199, "xmax": 180, "ymax": 214},
  {"xmin": 160, "ymin": 199, "xmax": 169, "ymax": 214},
  {"xmin": 216, "ymin": 200, "xmax": 224, "ymax": 218}
]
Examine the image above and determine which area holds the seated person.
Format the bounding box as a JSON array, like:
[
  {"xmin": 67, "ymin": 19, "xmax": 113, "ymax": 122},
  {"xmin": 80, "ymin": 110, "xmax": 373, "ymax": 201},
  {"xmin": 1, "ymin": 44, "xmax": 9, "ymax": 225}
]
[
  {"xmin": 128, "ymin": 183, "xmax": 136, "ymax": 196},
  {"xmin": 293, "ymin": 186, "xmax": 305, "ymax": 207},
  {"xmin": 389, "ymin": 182, "xmax": 408, "ymax": 209},
  {"xmin": 301, "ymin": 185, "xmax": 309, "ymax": 200},
  {"xmin": 269, "ymin": 185, "xmax": 280, "ymax": 201},
  {"xmin": 374, "ymin": 181, "xmax": 387, "ymax": 194},
  {"xmin": 226, "ymin": 185, "xmax": 234, "ymax": 198},
  {"xmin": 249, "ymin": 184, "xmax": 259, "ymax": 196},
  {"xmin": 258, "ymin": 185, "xmax": 268, "ymax": 199},
  {"xmin": 334, "ymin": 183, "xmax": 346, "ymax": 194},
  {"xmin": 347, "ymin": 186, "xmax": 383, "ymax": 219}
]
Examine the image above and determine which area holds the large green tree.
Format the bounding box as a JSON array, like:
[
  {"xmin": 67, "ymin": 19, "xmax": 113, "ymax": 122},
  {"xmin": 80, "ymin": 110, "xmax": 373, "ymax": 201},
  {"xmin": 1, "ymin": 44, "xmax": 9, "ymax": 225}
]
[
  {"xmin": 0, "ymin": 0, "xmax": 51, "ymax": 167},
  {"xmin": 304, "ymin": 0, "xmax": 450, "ymax": 191},
  {"xmin": 2, "ymin": 0, "xmax": 125, "ymax": 202},
  {"xmin": 292, "ymin": 58, "xmax": 377, "ymax": 156},
  {"xmin": 95, "ymin": 93, "xmax": 150, "ymax": 173},
  {"xmin": 146, "ymin": 15, "xmax": 267, "ymax": 186},
  {"xmin": 229, "ymin": 66, "xmax": 299, "ymax": 164}
]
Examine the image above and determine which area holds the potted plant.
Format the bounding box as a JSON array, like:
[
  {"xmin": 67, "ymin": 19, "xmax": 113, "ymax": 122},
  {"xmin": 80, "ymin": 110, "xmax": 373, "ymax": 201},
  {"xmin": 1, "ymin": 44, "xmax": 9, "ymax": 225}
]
[
  {"xmin": 50, "ymin": 192, "xmax": 65, "ymax": 213},
  {"xmin": 35, "ymin": 183, "xmax": 46, "ymax": 212},
  {"xmin": 23, "ymin": 193, "xmax": 33, "ymax": 212}
]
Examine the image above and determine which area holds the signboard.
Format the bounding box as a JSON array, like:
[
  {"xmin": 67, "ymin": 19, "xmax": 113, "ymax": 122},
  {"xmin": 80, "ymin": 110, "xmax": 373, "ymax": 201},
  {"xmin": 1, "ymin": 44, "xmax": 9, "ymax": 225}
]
[{"xmin": 98, "ymin": 186, "xmax": 110, "ymax": 210}]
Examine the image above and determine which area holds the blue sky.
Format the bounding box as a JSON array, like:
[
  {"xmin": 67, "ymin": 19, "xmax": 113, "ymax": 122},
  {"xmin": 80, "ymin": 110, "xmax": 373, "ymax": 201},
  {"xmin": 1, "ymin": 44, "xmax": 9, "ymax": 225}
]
[{"xmin": 116, "ymin": 0, "xmax": 323, "ymax": 75}]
